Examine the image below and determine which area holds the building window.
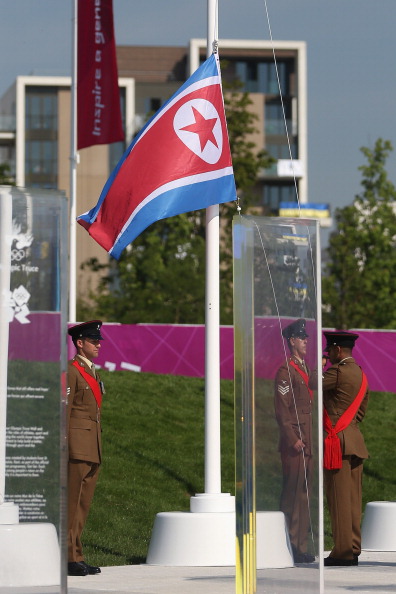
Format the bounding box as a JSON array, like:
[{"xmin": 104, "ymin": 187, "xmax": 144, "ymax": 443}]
[
  {"xmin": 25, "ymin": 140, "xmax": 57, "ymax": 188},
  {"xmin": 25, "ymin": 87, "xmax": 58, "ymax": 188},
  {"xmin": 266, "ymin": 141, "xmax": 297, "ymax": 161},
  {"xmin": 25, "ymin": 88, "xmax": 58, "ymax": 132},
  {"xmin": 265, "ymin": 95, "xmax": 297, "ymax": 164},
  {"xmin": 265, "ymin": 97, "xmax": 294, "ymax": 136},
  {"xmin": 262, "ymin": 182, "xmax": 297, "ymax": 214},
  {"xmin": 150, "ymin": 98, "xmax": 162, "ymax": 112},
  {"xmin": 234, "ymin": 59, "xmax": 291, "ymax": 95},
  {"xmin": 143, "ymin": 97, "xmax": 163, "ymax": 115}
]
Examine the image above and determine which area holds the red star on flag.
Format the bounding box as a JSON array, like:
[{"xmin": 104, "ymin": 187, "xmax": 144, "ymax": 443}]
[{"xmin": 180, "ymin": 107, "xmax": 219, "ymax": 152}]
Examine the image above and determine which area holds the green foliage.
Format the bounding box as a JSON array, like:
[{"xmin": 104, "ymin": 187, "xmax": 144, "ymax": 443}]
[
  {"xmin": 322, "ymin": 139, "xmax": 396, "ymax": 329},
  {"xmin": 81, "ymin": 215, "xmax": 206, "ymax": 324},
  {"xmin": 78, "ymin": 74, "xmax": 274, "ymax": 326},
  {"xmin": 0, "ymin": 162, "xmax": 15, "ymax": 185},
  {"xmin": 361, "ymin": 392, "xmax": 396, "ymax": 501}
]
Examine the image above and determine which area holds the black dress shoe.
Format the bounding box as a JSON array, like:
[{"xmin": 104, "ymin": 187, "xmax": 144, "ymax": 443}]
[
  {"xmin": 81, "ymin": 561, "xmax": 101, "ymax": 574},
  {"xmin": 324, "ymin": 556, "xmax": 358, "ymax": 567},
  {"xmin": 68, "ymin": 562, "xmax": 89, "ymax": 576}
]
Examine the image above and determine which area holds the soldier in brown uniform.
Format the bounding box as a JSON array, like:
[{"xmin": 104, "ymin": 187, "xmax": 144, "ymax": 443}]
[
  {"xmin": 322, "ymin": 330, "xmax": 369, "ymax": 567},
  {"xmin": 67, "ymin": 320, "xmax": 105, "ymax": 576},
  {"xmin": 275, "ymin": 319, "xmax": 317, "ymax": 564}
]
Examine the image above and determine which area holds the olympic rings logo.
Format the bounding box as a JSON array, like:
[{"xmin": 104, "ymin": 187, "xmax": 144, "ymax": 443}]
[{"xmin": 11, "ymin": 249, "xmax": 26, "ymax": 262}]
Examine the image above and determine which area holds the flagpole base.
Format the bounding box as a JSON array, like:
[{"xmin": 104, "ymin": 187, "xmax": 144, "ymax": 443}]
[
  {"xmin": 146, "ymin": 508, "xmax": 293, "ymax": 568},
  {"xmin": 146, "ymin": 509, "xmax": 235, "ymax": 566},
  {"xmin": 190, "ymin": 492, "xmax": 235, "ymax": 513}
]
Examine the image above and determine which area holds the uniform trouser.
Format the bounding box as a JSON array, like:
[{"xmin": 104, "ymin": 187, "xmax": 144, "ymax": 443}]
[
  {"xmin": 68, "ymin": 459, "xmax": 100, "ymax": 562},
  {"xmin": 280, "ymin": 449, "xmax": 313, "ymax": 554},
  {"xmin": 324, "ymin": 455, "xmax": 363, "ymax": 560}
]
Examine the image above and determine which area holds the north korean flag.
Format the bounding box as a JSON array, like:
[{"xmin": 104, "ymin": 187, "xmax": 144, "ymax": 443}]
[{"xmin": 77, "ymin": 53, "xmax": 237, "ymax": 259}]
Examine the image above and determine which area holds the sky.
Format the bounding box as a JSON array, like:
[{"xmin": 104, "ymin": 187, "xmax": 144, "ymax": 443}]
[{"xmin": 1, "ymin": 0, "xmax": 396, "ymax": 241}]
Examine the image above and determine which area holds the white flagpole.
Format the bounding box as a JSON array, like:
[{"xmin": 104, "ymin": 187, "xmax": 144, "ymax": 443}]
[
  {"xmin": 204, "ymin": 0, "xmax": 221, "ymax": 496},
  {"xmin": 146, "ymin": 2, "xmax": 235, "ymax": 564},
  {"xmin": 190, "ymin": 0, "xmax": 235, "ymax": 513},
  {"xmin": 69, "ymin": 0, "xmax": 78, "ymax": 323}
]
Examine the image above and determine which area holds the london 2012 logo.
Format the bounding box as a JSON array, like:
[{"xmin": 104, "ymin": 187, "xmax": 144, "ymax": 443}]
[
  {"xmin": 7, "ymin": 220, "xmax": 34, "ymax": 324},
  {"xmin": 7, "ymin": 285, "xmax": 31, "ymax": 324},
  {"xmin": 10, "ymin": 221, "xmax": 33, "ymax": 264}
]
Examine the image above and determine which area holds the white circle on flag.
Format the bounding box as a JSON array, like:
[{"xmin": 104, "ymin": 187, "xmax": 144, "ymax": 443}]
[{"xmin": 173, "ymin": 99, "xmax": 223, "ymax": 164}]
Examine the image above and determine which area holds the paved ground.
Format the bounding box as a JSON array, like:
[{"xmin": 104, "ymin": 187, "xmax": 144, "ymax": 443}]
[{"xmin": 1, "ymin": 551, "xmax": 395, "ymax": 594}]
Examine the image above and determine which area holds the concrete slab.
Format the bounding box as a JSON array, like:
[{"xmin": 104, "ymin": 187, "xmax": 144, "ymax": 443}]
[{"xmin": 0, "ymin": 551, "xmax": 394, "ymax": 594}]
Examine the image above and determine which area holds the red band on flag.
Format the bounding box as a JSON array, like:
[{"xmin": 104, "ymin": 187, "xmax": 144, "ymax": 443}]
[{"xmin": 77, "ymin": 0, "xmax": 124, "ymax": 150}]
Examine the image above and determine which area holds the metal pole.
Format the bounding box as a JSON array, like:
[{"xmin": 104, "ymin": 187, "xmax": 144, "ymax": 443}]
[
  {"xmin": 69, "ymin": 0, "xmax": 78, "ymax": 323},
  {"xmin": 204, "ymin": 0, "xmax": 221, "ymax": 494},
  {"xmin": 316, "ymin": 221, "xmax": 325, "ymax": 593}
]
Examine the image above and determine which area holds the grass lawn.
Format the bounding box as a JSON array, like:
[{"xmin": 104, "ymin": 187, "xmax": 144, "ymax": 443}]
[{"xmin": 82, "ymin": 370, "xmax": 395, "ymax": 566}]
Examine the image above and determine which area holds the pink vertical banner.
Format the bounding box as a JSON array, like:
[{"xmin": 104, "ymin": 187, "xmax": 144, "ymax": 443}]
[{"xmin": 77, "ymin": 0, "xmax": 124, "ymax": 150}]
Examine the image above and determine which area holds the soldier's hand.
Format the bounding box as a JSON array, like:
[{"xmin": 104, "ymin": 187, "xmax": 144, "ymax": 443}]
[{"xmin": 293, "ymin": 439, "xmax": 305, "ymax": 452}]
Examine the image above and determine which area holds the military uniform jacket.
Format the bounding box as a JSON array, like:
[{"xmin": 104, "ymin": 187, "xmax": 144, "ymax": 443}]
[
  {"xmin": 275, "ymin": 356, "xmax": 316, "ymax": 455},
  {"xmin": 323, "ymin": 357, "xmax": 369, "ymax": 459},
  {"xmin": 67, "ymin": 355, "xmax": 102, "ymax": 464}
]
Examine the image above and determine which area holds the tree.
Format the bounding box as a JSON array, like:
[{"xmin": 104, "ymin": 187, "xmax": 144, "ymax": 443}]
[
  {"xmin": 81, "ymin": 214, "xmax": 206, "ymax": 324},
  {"xmin": 322, "ymin": 139, "xmax": 396, "ymax": 329},
  {"xmin": 78, "ymin": 80, "xmax": 275, "ymax": 324},
  {"xmin": 0, "ymin": 162, "xmax": 15, "ymax": 185}
]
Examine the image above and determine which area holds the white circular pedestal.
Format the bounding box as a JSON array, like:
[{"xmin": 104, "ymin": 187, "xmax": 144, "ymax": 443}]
[
  {"xmin": 146, "ymin": 511, "xmax": 236, "ymax": 566},
  {"xmin": 362, "ymin": 501, "xmax": 396, "ymax": 551},
  {"xmin": 0, "ymin": 523, "xmax": 60, "ymax": 587},
  {"xmin": 0, "ymin": 501, "xmax": 19, "ymax": 524},
  {"xmin": 146, "ymin": 508, "xmax": 293, "ymax": 568}
]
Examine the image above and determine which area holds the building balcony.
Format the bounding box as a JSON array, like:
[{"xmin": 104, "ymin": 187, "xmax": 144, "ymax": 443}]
[
  {"xmin": 0, "ymin": 115, "xmax": 16, "ymax": 133},
  {"xmin": 0, "ymin": 115, "xmax": 16, "ymax": 145}
]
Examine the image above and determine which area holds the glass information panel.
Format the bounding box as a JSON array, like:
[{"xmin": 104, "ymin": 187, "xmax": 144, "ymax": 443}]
[
  {"xmin": 234, "ymin": 215, "xmax": 322, "ymax": 594},
  {"xmin": 0, "ymin": 186, "xmax": 68, "ymax": 592}
]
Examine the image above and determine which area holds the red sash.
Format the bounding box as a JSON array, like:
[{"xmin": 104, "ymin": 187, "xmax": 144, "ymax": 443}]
[
  {"xmin": 289, "ymin": 359, "xmax": 313, "ymax": 400},
  {"xmin": 72, "ymin": 360, "xmax": 102, "ymax": 408},
  {"xmin": 323, "ymin": 371, "xmax": 368, "ymax": 470}
]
